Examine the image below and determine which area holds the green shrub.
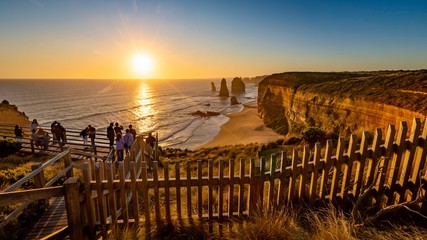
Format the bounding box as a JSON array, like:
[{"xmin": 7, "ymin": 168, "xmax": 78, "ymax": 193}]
[
  {"xmin": 275, "ymin": 138, "xmax": 285, "ymax": 145},
  {"xmin": 301, "ymin": 127, "xmax": 324, "ymax": 143},
  {"xmin": 284, "ymin": 137, "xmax": 302, "ymax": 145},
  {"xmin": 0, "ymin": 139, "xmax": 21, "ymax": 157}
]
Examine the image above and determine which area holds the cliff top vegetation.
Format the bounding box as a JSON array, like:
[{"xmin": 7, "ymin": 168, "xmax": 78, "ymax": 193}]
[{"xmin": 261, "ymin": 70, "xmax": 427, "ymax": 114}]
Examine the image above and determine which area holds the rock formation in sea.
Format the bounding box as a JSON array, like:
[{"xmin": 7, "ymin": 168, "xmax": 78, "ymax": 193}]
[
  {"xmin": 230, "ymin": 96, "xmax": 239, "ymax": 105},
  {"xmin": 0, "ymin": 100, "xmax": 30, "ymax": 125},
  {"xmin": 231, "ymin": 77, "xmax": 245, "ymax": 93},
  {"xmin": 191, "ymin": 110, "xmax": 221, "ymax": 117},
  {"xmin": 258, "ymin": 70, "xmax": 427, "ymax": 136},
  {"xmin": 218, "ymin": 78, "xmax": 229, "ymax": 97},
  {"xmin": 211, "ymin": 82, "xmax": 216, "ymax": 92}
]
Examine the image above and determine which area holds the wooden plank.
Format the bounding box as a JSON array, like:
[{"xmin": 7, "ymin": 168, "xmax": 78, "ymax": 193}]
[
  {"xmin": 153, "ymin": 161, "xmax": 161, "ymax": 222},
  {"xmin": 95, "ymin": 162, "xmax": 107, "ymax": 237},
  {"xmin": 366, "ymin": 128, "xmax": 383, "ymax": 189},
  {"xmin": 259, "ymin": 156, "xmax": 266, "ymax": 210},
  {"xmin": 219, "ymin": 160, "xmax": 224, "ymax": 220},
  {"xmin": 186, "ymin": 161, "xmax": 192, "ymax": 218},
  {"xmin": 353, "ymin": 131, "xmax": 370, "ymax": 198},
  {"xmin": 130, "ymin": 161, "xmax": 140, "ymax": 224},
  {"xmin": 288, "ymin": 149, "xmax": 298, "ymax": 203},
  {"xmin": 399, "ymin": 118, "xmax": 421, "ymax": 202},
  {"xmin": 63, "ymin": 177, "xmax": 83, "ymax": 240},
  {"xmin": 330, "ymin": 137, "xmax": 345, "ymax": 202},
  {"xmin": 341, "ymin": 134, "xmax": 357, "ymax": 199},
  {"xmin": 378, "ymin": 125, "xmax": 396, "ymax": 190},
  {"xmin": 208, "ymin": 159, "xmax": 214, "ymax": 219},
  {"xmin": 164, "ymin": 161, "xmax": 171, "ymax": 222},
  {"xmin": 81, "ymin": 162, "xmax": 96, "ymax": 239},
  {"xmin": 228, "ymin": 158, "xmax": 235, "ymax": 217},
  {"xmin": 175, "ymin": 162, "xmax": 181, "ymax": 219},
  {"xmin": 387, "ymin": 121, "xmax": 407, "ymax": 205},
  {"xmin": 197, "ymin": 160, "xmax": 203, "ymax": 219},
  {"xmin": 277, "ymin": 151, "xmax": 288, "ymax": 205},
  {"xmin": 238, "ymin": 158, "xmax": 245, "ymax": 216},
  {"xmin": 118, "ymin": 162, "xmax": 129, "ymax": 225},
  {"xmin": 0, "ymin": 186, "xmax": 63, "ymax": 206},
  {"xmin": 141, "ymin": 161, "xmax": 150, "ymax": 228},
  {"xmin": 105, "ymin": 162, "xmax": 117, "ymax": 226},
  {"xmin": 309, "ymin": 143, "xmax": 321, "ymax": 203},
  {"xmin": 268, "ymin": 154, "xmax": 276, "ymax": 211},
  {"xmin": 298, "ymin": 146, "xmax": 310, "ymax": 201},
  {"xmin": 411, "ymin": 119, "xmax": 427, "ymax": 201}
]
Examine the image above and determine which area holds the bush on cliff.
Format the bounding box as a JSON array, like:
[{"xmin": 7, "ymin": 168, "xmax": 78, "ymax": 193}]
[
  {"xmin": 301, "ymin": 127, "xmax": 324, "ymax": 143},
  {"xmin": 0, "ymin": 139, "xmax": 21, "ymax": 157}
]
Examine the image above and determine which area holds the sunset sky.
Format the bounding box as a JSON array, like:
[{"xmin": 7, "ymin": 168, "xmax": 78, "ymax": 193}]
[{"xmin": 1, "ymin": 0, "xmax": 426, "ymax": 79}]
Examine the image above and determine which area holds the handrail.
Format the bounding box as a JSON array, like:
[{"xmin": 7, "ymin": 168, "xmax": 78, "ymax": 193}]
[
  {"xmin": 0, "ymin": 186, "xmax": 63, "ymax": 207},
  {"xmin": 2, "ymin": 149, "xmax": 70, "ymax": 193}
]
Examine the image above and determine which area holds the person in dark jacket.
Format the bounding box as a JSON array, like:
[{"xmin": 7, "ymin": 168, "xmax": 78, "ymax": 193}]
[
  {"xmin": 55, "ymin": 123, "xmax": 66, "ymax": 146},
  {"xmin": 88, "ymin": 125, "xmax": 96, "ymax": 146},
  {"xmin": 79, "ymin": 127, "xmax": 89, "ymax": 147},
  {"xmin": 107, "ymin": 123, "xmax": 115, "ymax": 147}
]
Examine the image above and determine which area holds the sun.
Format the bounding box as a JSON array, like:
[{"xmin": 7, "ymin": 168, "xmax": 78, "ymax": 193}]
[{"xmin": 131, "ymin": 53, "xmax": 154, "ymax": 77}]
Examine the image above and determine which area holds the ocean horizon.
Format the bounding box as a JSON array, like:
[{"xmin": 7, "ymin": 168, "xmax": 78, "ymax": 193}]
[{"xmin": 0, "ymin": 79, "xmax": 257, "ymax": 149}]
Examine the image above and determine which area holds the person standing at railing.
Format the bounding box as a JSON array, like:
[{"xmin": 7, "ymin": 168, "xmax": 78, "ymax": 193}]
[
  {"xmin": 30, "ymin": 119, "xmax": 39, "ymax": 132},
  {"xmin": 14, "ymin": 125, "xmax": 23, "ymax": 142},
  {"xmin": 88, "ymin": 125, "xmax": 96, "ymax": 146},
  {"xmin": 79, "ymin": 127, "xmax": 89, "ymax": 148},
  {"xmin": 128, "ymin": 124, "xmax": 137, "ymax": 139},
  {"xmin": 50, "ymin": 121, "xmax": 57, "ymax": 143},
  {"xmin": 114, "ymin": 122, "xmax": 123, "ymax": 136},
  {"xmin": 123, "ymin": 129, "xmax": 134, "ymax": 155},
  {"xmin": 116, "ymin": 133, "xmax": 125, "ymax": 162},
  {"xmin": 55, "ymin": 122, "xmax": 66, "ymax": 146},
  {"xmin": 107, "ymin": 123, "xmax": 115, "ymax": 148}
]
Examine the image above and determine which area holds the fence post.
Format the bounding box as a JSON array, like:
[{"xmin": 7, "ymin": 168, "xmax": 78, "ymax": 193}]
[
  {"xmin": 65, "ymin": 147, "xmax": 73, "ymax": 178},
  {"xmin": 30, "ymin": 139, "xmax": 35, "ymax": 153},
  {"xmin": 31, "ymin": 163, "xmax": 46, "ymax": 188},
  {"xmin": 31, "ymin": 163, "xmax": 47, "ymax": 205},
  {"xmin": 64, "ymin": 177, "xmax": 84, "ymax": 240},
  {"xmin": 249, "ymin": 158, "xmax": 260, "ymax": 216}
]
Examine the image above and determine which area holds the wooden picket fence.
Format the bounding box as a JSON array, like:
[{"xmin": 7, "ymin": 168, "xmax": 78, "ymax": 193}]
[{"xmin": 63, "ymin": 118, "xmax": 427, "ymax": 239}]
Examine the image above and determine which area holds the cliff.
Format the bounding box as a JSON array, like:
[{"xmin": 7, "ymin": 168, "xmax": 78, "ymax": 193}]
[
  {"xmin": 258, "ymin": 70, "xmax": 427, "ymax": 137},
  {"xmin": 0, "ymin": 100, "xmax": 30, "ymax": 126}
]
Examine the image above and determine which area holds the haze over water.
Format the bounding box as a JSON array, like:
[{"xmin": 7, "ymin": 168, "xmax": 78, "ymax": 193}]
[{"xmin": 0, "ymin": 79, "xmax": 257, "ymax": 149}]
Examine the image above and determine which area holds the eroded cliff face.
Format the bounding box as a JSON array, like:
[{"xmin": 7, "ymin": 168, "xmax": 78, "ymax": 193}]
[
  {"xmin": 0, "ymin": 100, "xmax": 30, "ymax": 125},
  {"xmin": 258, "ymin": 71, "xmax": 427, "ymax": 137}
]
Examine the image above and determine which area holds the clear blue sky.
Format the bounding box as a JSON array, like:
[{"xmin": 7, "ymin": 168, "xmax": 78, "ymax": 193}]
[{"xmin": 0, "ymin": 0, "xmax": 426, "ymax": 79}]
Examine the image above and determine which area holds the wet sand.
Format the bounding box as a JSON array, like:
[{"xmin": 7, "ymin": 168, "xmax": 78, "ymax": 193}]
[{"xmin": 199, "ymin": 103, "xmax": 283, "ymax": 148}]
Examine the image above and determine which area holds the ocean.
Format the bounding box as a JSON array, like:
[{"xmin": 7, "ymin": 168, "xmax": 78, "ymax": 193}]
[{"xmin": 0, "ymin": 79, "xmax": 257, "ymax": 149}]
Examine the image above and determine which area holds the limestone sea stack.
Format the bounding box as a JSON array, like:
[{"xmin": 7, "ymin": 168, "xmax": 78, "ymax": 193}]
[
  {"xmin": 211, "ymin": 82, "xmax": 216, "ymax": 92},
  {"xmin": 230, "ymin": 96, "xmax": 239, "ymax": 105},
  {"xmin": 231, "ymin": 77, "xmax": 245, "ymax": 93},
  {"xmin": 219, "ymin": 78, "xmax": 229, "ymax": 97}
]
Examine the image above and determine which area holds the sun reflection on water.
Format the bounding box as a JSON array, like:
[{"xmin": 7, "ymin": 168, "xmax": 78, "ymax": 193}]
[{"xmin": 134, "ymin": 82, "xmax": 157, "ymax": 134}]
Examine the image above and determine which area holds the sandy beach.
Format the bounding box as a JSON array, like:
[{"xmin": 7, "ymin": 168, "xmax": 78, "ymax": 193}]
[{"xmin": 199, "ymin": 103, "xmax": 283, "ymax": 148}]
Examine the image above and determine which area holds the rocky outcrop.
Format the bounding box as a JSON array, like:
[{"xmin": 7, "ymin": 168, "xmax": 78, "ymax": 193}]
[
  {"xmin": 231, "ymin": 77, "xmax": 245, "ymax": 93},
  {"xmin": 258, "ymin": 71, "xmax": 427, "ymax": 137},
  {"xmin": 211, "ymin": 82, "xmax": 216, "ymax": 92},
  {"xmin": 191, "ymin": 110, "xmax": 221, "ymax": 117},
  {"xmin": 219, "ymin": 78, "xmax": 229, "ymax": 97},
  {"xmin": 230, "ymin": 96, "xmax": 239, "ymax": 105},
  {"xmin": 0, "ymin": 100, "xmax": 30, "ymax": 125}
]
